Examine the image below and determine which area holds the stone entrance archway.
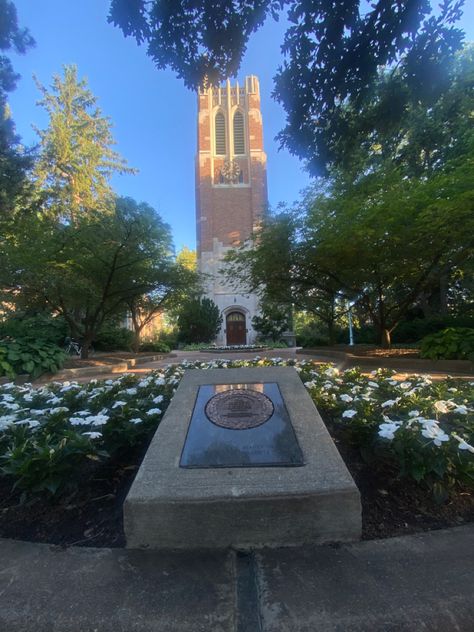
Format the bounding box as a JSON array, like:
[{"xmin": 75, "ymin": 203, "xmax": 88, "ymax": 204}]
[{"xmin": 226, "ymin": 311, "xmax": 246, "ymax": 345}]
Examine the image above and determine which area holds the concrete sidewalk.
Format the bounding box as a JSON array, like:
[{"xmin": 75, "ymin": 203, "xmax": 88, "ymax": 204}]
[
  {"xmin": 0, "ymin": 525, "xmax": 473, "ymax": 631},
  {"xmin": 37, "ymin": 347, "xmax": 474, "ymax": 384}
]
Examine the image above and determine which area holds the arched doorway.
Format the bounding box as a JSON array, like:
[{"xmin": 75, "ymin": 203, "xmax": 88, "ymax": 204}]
[{"xmin": 226, "ymin": 311, "xmax": 246, "ymax": 345}]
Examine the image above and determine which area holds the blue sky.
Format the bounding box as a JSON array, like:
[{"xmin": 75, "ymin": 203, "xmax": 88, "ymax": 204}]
[{"xmin": 9, "ymin": 1, "xmax": 474, "ymax": 252}]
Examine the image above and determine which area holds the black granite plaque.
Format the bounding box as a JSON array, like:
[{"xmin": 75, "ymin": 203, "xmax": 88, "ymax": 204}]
[{"xmin": 180, "ymin": 383, "xmax": 304, "ymax": 468}]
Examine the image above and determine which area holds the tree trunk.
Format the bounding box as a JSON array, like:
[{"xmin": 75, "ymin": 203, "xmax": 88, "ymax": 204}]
[
  {"xmin": 80, "ymin": 334, "xmax": 93, "ymax": 359},
  {"xmin": 327, "ymin": 319, "xmax": 336, "ymax": 345},
  {"xmin": 132, "ymin": 328, "xmax": 141, "ymax": 353},
  {"xmin": 439, "ymin": 271, "xmax": 449, "ymax": 316},
  {"xmin": 380, "ymin": 328, "xmax": 391, "ymax": 348}
]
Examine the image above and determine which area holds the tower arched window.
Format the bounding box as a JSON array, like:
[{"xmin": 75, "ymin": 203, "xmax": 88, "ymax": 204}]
[
  {"xmin": 215, "ymin": 112, "xmax": 226, "ymax": 155},
  {"xmin": 233, "ymin": 111, "xmax": 245, "ymax": 155}
]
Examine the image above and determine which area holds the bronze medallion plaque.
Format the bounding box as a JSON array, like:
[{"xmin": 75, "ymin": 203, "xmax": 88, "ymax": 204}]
[
  {"xmin": 205, "ymin": 389, "xmax": 274, "ymax": 430},
  {"xmin": 180, "ymin": 383, "xmax": 304, "ymax": 468}
]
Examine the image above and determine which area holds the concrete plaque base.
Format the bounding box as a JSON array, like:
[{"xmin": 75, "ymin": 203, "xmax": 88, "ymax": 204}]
[{"xmin": 124, "ymin": 367, "xmax": 361, "ymax": 550}]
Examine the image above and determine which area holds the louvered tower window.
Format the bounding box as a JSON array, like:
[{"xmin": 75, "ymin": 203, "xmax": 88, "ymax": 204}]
[
  {"xmin": 215, "ymin": 112, "xmax": 226, "ymax": 155},
  {"xmin": 233, "ymin": 111, "xmax": 245, "ymax": 154}
]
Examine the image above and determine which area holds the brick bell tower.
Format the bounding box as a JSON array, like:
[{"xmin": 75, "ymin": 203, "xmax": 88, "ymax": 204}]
[{"xmin": 195, "ymin": 75, "xmax": 268, "ymax": 345}]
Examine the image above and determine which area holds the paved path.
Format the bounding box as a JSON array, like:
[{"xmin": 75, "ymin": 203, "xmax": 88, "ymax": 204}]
[
  {"xmin": 40, "ymin": 348, "xmax": 474, "ymax": 384},
  {"xmin": 0, "ymin": 525, "xmax": 473, "ymax": 631}
]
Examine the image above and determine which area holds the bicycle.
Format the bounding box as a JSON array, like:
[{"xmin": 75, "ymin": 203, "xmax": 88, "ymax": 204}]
[{"xmin": 64, "ymin": 337, "xmax": 82, "ymax": 356}]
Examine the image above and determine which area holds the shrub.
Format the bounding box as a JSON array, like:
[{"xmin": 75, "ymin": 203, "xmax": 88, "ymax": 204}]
[
  {"xmin": 0, "ymin": 339, "xmax": 66, "ymax": 378},
  {"xmin": 252, "ymin": 302, "xmax": 290, "ymax": 342},
  {"xmin": 393, "ymin": 316, "xmax": 474, "ymax": 344},
  {"xmin": 0, "ymin": 313, "xmax": 67, "ymax": 346},
  {"xmin": 94, "ymin": 326, "xmax": 134, "ymax": 351},
  {"xmin": 420, "ymin": 328, "xmax": 474, "ymax": 361},
  {"xmin": 177, "ymin": 298, "xmax": 222, "ymax": 343},
  {"xmin": 139, "ymin": 341, "xmax": 171, "ymax": 353}
]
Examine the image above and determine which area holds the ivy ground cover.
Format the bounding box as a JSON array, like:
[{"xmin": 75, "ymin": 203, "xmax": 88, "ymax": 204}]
[{"xmin": 0, "ymin": 358, "xmax": 472, "ymax": 546}]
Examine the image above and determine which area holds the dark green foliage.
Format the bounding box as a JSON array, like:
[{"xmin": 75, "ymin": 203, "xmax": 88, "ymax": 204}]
[
  {"xmin": 0, "ymin": 427, "xmax": 104, "ymax": 497},
  {"xmin": 138, "ymin": 340, "xmax": 171, "ymax": 353},
  {"xmin": 177, "ymin": 297, "xmax": 222, "ymax": 344},
  {"xmin": 393, "ymin": 316, "xmax": 474, "ymax": 344},
  {"xmin": 0, "ymin": 339, "xmax": 66, "ymax": 378},
  {"xmin": 109, "ymin": 0, "xmax": 465, "ymax": 174},
  {"xmin": 94, "ymin": 326, "xmax": 134, "ymax": 352},
  {"xmin": 0, "ymin": 0, "xmax": 35, "ymax": 218},
  {"xmin": 420, "ymin": 328, "xmax": 474, "ymax": 360},
  {"xmin": 252, "ymin": 301, "xmax": 290, "ymax": 342},
  {"xmin": 0, "ymin": 313, "xmax": 67, "ymax": 346}
]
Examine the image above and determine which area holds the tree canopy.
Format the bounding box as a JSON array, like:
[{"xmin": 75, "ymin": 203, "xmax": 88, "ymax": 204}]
[
  {"xmin": 109, "ymin": 0, "xmax": 466, "ymax": 173},
  {"xmin": 225, "ymin": 48, "xmax": 474, "ymax": 346},
  {"xmin": 0, "ymin": 0, "xmax": 35, "ymax": 217},
  {"xmin": 34, "ymin": 65, "xmax": 135, "ymax": 222}
]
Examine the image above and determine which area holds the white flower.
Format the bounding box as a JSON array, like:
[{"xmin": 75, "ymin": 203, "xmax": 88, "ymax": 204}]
[
  {"xmin": 47, "ymin": 396, "xmax": 62, "ymax": 405},
  {"xmin": 368, "ymin": 381, "xmax": 379, "ymax": 388},
  {"xmin": 152, "ymin": 395, "xmax": 164, "ymax": 404},
  {"xmin": 381, "ymin": 400, "xmax": 397, "ymax": 408},
  {"xmin": 1, "ymin": 394, "xmax": 14, "ymax": 402},
  {"xmin": 85, "ymin": 414, "xmax": 109, "ymax": 426},
  {"xmin": 399, "ymin": 382, "xmax": 412, "ymax": 390},
  {"xmin": 0, "ymin": 414, "xmax": 18, "ymax": 429},
  {"xmin": 448, "ymin": 388, "xmax": 458, "ymax": 393},
  {"xmin": 2, "ymin": 402, "xmax": 19, "ymax": 411},
  {"xmin": 451, "ymin": 434, "xmax": 474, "ymax": 453},
  {"xmin": 453, "ymin": 405, "xmax": 468, "ymax": 415},
  {"xmin": 83, "ymin": 431, "xmax": 102, "ymax": 439},
  {"xmin": 69, "ymin": 417, "xmax": 88, "ymax": 426},
  {"xmin": 408, "ymin": 410, "xmax": 421, "ymax": 417},
  {"xmin": 146, "ymin": 408, "xmax": 162, "ymax": 416},
  {"xmin": 15, "ymin": 419, "xmax": 40, "ymax": 429},
  {"xmin": 342, "ymin": 409, "xmax": 357, "ymax": 419},
  {"xmin": 324, "ymin": 367, "xmax": 339, "ymax": 377},
  {"xmin": 60, "ymin": 383, "xmax": 79, "ymax": 392},
  {"xmin": 378, "ymin": 422, "xmax": 400, "ymax": 440},
  {"xmin": 434, "ymin": 401, "xmax": 450, "ymax": 414},
  {"xmin": 112, "ymin": 400, "xmax": 127, "ymax": 409},
  {"xmin": 124, "ymin": 388, "xmax": 137, "ymax": 396},
  {"xmin": 340, "ymin": 394, "xmax": 353, "ymax": 402},
  {"xmin": 49, "ymin": 407, "xmax": 69, "ymax": 415},
  {"xmin": 421, "ymin": 424, "xmax": 449, "ymax": 446},
  {"xmin": 129, "ymin": 417, "xmax": 143, "ymax": 425}
]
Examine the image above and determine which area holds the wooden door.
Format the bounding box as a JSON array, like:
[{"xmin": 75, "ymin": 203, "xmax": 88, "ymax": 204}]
[{"xmin": 226, "ymin": 312, "xmax": 246, "ymax": 345}]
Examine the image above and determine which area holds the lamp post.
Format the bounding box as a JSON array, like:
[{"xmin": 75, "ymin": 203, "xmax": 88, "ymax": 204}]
[{"xmin": 348, "ymin": 304, "xmax": 355, "ymax": 346}]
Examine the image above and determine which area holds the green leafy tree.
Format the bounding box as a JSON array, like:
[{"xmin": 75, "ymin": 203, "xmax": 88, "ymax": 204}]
[
  {"xmin": 109, "ymin": 0, "xmax": 465, "ymax": 174},
  {"xmin": 3, "ymin": 197, "xmax": 183, "ymax": 358},
  {"xmin": 116, "ymin": 199, "xmax": 200, "ymax": 351},
  {"xmin": 176, "ymin": 246, "xmax": 197, "ymax": 271},
  {"xmin": 0, "ymin": 0, "xmax": 35, "ymax": 218},
  {"xmin": 34, "ymin": 65, "xmax": 135, "ymax": 222},
  {"xmin": 177, "ymin": 297, "xmax": 222, "ymax": 344},
  {"xmin": 252, "ymin": 300, "xmax": 290, "ymax": 342}
]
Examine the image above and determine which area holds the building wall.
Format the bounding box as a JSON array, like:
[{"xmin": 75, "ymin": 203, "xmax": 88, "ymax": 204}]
[{"xmin": 196, "ymin": 76, "xmax": 268, "ymax": 345}]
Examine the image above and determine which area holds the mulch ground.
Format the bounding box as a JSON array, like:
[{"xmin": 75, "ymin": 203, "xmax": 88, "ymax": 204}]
[{"xmin": 0, "ymin": 419, "xmax": 472, "ymax": 548}]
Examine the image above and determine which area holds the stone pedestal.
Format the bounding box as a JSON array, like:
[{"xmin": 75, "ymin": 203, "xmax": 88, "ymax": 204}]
[{"xmin": 124, "ymin": 367, "xmax": 361, "ymax": 549}]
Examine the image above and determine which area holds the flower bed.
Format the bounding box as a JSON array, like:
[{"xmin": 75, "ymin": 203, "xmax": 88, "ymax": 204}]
[{"xmin": 0, "ymin": 358, "xmax": 472, "ymax": 546}]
